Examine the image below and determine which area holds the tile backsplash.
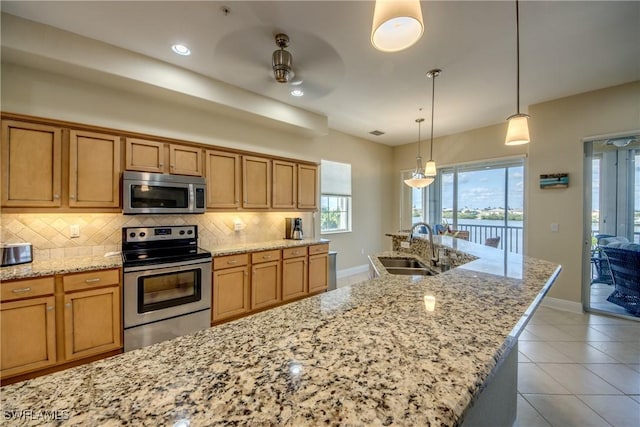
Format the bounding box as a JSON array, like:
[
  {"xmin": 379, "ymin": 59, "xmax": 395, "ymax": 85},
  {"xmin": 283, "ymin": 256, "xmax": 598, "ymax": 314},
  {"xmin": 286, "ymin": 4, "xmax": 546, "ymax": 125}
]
[{"xmin": 1, "ymin": 212, "xmax": 314, "ymax": 260}]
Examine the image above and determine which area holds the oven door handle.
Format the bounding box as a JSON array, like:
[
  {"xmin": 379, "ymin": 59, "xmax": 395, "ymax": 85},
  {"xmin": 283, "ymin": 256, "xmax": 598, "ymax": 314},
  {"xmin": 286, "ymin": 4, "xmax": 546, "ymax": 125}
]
[{"xmin": 123, "ymin": 257, "xmax": 212, "ymax": 273}]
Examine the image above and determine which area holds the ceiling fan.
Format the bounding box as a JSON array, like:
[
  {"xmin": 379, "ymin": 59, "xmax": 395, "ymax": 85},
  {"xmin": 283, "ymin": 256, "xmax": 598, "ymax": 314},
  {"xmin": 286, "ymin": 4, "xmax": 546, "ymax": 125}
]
[{"xmin": 272, "ymin": 33, "xmax": 294, "ymax": 83}]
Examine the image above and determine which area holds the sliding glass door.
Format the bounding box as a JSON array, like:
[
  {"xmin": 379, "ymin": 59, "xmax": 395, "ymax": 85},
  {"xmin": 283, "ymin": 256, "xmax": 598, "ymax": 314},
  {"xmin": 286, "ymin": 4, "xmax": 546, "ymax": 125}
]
[
  {"xmin": 584, "ymin": 135, "xmax": 639, "ymax": 318},
  {"xmin": 438, "ymin": 159, "xmax": 525, "ymax": 254}
]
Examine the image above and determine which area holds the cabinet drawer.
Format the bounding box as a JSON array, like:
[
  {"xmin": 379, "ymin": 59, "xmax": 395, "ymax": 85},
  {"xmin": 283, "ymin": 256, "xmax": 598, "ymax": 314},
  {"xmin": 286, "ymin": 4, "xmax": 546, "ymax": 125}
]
[
  {"xmin": 309, "ymin": 243, "xmax": 329, "ymax": 255},
  {"xmin": 283, "ymin": 247, "xmax": 308, "ymax": 259},
  {"xmin": 251, "ymin": 250, "xmax": 281, "ymax": 264},
  {"xmin": 1, "ymin": 277, "xmax": 55, "ymax": 302},
  {"xmin": 213, "ymin": 253, "xmax": 249, "ymax": 270},
  {"xmin": 63, "ymin": 269, "xmax": 120, "ymax": 292}
]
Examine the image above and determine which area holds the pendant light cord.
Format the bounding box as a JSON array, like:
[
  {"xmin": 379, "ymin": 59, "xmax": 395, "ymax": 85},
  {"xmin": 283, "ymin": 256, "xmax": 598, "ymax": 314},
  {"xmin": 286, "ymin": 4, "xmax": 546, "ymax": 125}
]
[
  {"xmin": 429, "ymin": 73, "xmax": 435, "ymax": 161},
  {"xmin": 515, "ymin": 0, "xmax": 521, "ymax": 114}
]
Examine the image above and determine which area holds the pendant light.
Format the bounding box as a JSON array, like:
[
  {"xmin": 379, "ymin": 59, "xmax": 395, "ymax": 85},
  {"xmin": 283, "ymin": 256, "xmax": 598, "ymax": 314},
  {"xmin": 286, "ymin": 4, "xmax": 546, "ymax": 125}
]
[
  {"xmin": 505, "ymin": 0, "xmax": 530, "ymax": 145},
  {"xmin": 425, "ymin": 69, "xmax": 441, "ymax": 176},
  {"xmin": 404, "ymin": 117, "xmax": 434, "ymax": 188},
  {"xmin": 371, "ymin": 0, "xmax": 424, "ymax": 52}
]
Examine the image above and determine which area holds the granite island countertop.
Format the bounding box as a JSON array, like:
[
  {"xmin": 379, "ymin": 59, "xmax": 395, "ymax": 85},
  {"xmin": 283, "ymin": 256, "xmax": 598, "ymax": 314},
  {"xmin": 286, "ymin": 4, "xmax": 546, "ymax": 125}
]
[{"xmin": 1, "ymin": 235, "xmax": 560, "ymax": 426}]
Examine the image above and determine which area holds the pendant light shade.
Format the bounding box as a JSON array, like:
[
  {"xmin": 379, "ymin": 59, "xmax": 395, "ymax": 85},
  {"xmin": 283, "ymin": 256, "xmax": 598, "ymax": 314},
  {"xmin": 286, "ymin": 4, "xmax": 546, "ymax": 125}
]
[
  {"xmin": 425, "ymin": 68, "xmax": 441, "ymax": 177},
  {"xmin": 505, "ymin": 113, "xmax": 530, "ymax": 145},
  {"xmin": 505, "ymin": 0, "xmax": 530, "ymax": 145},
  {"xmin": 404, "ymin": 117, "xmax": 434, "ymax": 188},
  {"xmin": 371, "ymin": 0, "xmax": 424, "ymax": 52}
]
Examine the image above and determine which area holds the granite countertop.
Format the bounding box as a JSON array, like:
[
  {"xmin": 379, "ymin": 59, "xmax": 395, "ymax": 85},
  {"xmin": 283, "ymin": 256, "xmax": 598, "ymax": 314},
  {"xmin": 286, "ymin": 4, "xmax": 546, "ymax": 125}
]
[
  {"xmin": 0, "ymin": 255, "xmax": 123, "ymax": 281},
  {"xmin": 0, "ymin": 239, "xmax": 330, "ymax": 281},
  {"xmin": 1, "ymin": 235, "xmax": 560, "ymax": 426}
]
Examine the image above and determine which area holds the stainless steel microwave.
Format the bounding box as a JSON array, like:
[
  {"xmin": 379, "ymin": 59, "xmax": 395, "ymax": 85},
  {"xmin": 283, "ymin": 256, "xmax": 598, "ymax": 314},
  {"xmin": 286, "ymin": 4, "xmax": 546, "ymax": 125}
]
[{"xmin": 122, "ymin": 171, "xmax": 206, "ymax": 214}]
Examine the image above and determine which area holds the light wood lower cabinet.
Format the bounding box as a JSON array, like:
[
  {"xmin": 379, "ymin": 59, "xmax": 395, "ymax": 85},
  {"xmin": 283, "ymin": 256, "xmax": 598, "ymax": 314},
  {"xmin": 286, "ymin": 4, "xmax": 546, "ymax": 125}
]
[
  {"xmin": 309, "ymin": 244, "xmax": 330, "ymax": 293},
  {"xmin": 0, "ymin": 269, "xmax": 122, "ymax": 382},
  {"xmin": 213, "ymin": 266, "xmax": 250, "ymax": 322},
  {"xmin": 63, "ymin": 286, "xmax": 121, "ymax": 361},
  {"xmin": 251, "ymin": 250, "xmax": 281, "ymax": 310},
  {"xmin": 1, "ymin": 295, "xmax": 57, "ymax": 378},
  {"xmin": 282, "ymin": 247, "xmax": 308, "ymax": 301}
]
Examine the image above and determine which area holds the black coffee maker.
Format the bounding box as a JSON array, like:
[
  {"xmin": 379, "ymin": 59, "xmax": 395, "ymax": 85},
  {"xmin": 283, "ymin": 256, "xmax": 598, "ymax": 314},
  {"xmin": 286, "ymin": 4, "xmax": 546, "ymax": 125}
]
[{"xmin": 285, "ymin": 218, "xmax": 303, "ymax": 240}]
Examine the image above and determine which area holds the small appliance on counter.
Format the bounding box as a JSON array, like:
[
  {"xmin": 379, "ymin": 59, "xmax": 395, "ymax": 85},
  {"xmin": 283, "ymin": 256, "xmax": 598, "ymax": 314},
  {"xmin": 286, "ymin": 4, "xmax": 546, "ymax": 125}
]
[
  {"xmin": 1, "ymin": 243, "xmax": 33, "ymax": 267},
  {"xmin": 285, "ymin": 217, "xmax": 304, "ymax": 240}
]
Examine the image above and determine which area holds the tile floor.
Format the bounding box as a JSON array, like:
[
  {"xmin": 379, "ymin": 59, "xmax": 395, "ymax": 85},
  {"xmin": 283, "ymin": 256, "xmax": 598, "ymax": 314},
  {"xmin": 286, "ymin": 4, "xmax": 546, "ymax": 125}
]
[
  {"xmin": 516, "ymin": 305, "xmax": 639, "ymax": 427},
  {"xmin": 337, "ymin": 274, "xmax": 640, "ymax": 426}
]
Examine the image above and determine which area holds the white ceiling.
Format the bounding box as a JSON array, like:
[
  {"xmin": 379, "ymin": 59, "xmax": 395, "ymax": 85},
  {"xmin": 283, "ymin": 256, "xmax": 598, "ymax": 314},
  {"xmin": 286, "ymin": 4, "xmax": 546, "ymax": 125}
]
[{"xmin": 1, "ymin": 1, "xmax": 639, "ymax": 146}]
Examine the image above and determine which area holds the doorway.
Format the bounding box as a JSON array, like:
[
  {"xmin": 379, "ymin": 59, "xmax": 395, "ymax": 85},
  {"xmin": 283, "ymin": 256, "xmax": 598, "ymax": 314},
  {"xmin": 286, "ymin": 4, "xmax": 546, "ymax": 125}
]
[{"xmin": 583, "ymin": 132, "xmax": 640, "ymax": 319}]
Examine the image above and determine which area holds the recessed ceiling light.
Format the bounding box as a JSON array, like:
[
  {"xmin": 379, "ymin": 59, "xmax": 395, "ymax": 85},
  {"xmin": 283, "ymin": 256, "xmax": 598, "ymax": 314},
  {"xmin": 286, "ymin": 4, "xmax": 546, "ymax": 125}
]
[
  {"xmin": 291, "ymin": 88, "xmax": 304, "ymax": 97},
  {"xmin": 171, "ymin": 44, "xmax": 191, "ymax": 56}
]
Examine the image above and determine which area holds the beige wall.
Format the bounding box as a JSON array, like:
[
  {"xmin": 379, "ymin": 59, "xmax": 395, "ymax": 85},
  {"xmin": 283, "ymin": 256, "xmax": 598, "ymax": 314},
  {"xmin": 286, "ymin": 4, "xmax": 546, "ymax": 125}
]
[
  {"xmin": 392, "ymin": 81, "xmax": 640, "ymax": 305},
  {"xmin": 0, "ymin": 63, "xmax": 394, "ymax": 272},
  {"xmin": 527, "ymin": 81, "xmax": 640, "ymax": 303}
]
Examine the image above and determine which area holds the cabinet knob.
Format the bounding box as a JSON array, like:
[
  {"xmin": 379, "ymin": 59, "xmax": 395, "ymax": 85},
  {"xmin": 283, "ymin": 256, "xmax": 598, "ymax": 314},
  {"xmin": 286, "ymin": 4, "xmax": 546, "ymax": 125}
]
[
  {"xmin": 70, "ymin": 195, "xmax": 75, "ymax": 199},
  {"xmin": 227, "ymin": 260, "xmax": 238, "ymax": 265},
  {"xmin": 47, "ymin": 306, "xmax": 54, "ymax": 311},
  {"xmin": 263, "ymin": 255, "xmax": 272, "ymax": 260},
  {"xmin": 170, "ymin": 164, "xmax": 175, "ymax": 168},
  {"xmin": 159, "ymin": 163, "xmax": 164, "ymax": 167},
  {"xmin": 65, "ymin": 303, "xmax": 71, "ymax": 308},
  {"xmin": 11, "ymin": 287, "xmax": 32, "ymax": 293},
  {"xmin": 85, "ymin": 278, "xmax": 101, "ymax": 283},
  {"xmin": 53, "ymin": 194, "xmax": 60, "ymax": 199}
]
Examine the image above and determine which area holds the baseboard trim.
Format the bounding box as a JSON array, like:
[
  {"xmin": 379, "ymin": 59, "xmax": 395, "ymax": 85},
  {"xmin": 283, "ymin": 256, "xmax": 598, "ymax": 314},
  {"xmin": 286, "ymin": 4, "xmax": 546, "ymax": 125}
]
[
  {"xmin": 541, "ymin": 296, "xmax": 583, "ymax": 314},
  {"xmin": 337, "ymin": 264, "xmax": 369, "ymax": 279}
]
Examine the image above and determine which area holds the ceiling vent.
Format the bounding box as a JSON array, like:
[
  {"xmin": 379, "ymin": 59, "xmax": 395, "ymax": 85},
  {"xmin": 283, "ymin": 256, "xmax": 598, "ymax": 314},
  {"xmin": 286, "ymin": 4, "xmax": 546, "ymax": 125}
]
[{"xmin": 369, "ymin": 130, "xmax": 385, "ymax": 136}]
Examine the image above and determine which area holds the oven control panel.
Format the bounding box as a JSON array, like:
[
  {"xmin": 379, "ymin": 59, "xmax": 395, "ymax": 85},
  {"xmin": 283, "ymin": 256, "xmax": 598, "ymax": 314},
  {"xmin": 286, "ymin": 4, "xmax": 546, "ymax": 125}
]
[{"xmin": 123, "ymin": 225, "xmax": 197, "ymax": 243}]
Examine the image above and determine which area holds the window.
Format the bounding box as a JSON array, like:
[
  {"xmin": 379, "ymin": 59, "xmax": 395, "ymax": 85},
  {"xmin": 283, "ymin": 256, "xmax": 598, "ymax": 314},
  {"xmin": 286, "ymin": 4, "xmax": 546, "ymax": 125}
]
[{"xmin": 321, "ymin": 160, "xmax": 352, "ymax": 234}]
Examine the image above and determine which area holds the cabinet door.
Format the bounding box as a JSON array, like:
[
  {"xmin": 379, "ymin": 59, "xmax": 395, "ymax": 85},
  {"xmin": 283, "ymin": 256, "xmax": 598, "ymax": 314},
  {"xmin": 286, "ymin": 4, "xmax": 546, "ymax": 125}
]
[
  {"xmin": 282, "ymin": 257, "xmax": 308, "ymax": 301},
  {"xmin": 242, "ymin": 156, "xmax": 271, "ymax": 209},
  {"xmin": 297, "ymin": 164, "xmax": 318, "ymax": 209},
  {"xmin": 206, "ymin": 150, "xmax": 241, "ymax": 209},
  {"xmin": 272, "ymin": 160, "xmax": 296, "ymax": 209},
  {"xmin": 1, "ymin": 120, "xmax": 62, "ymax": 207},
  {"xmin": 1, "ymin": 296, "xmax": 56, "ymax": 378},
  {"xmin": 213, "ymin": 266, "xmax": 250, "ymax": 322},
  {"xmin": 69, "ymin": 130, "xmax": 121, "ymax": 207},
  {"xmin": 251, "ymin": 260, "xmax": 281, "ymax": 310},
  {"xmin": 308, "ymin": 253, "xmax": 328, "ymax": 293},
  {"xmin": 169, "ymin": 144, "xmax": 202, "ymax": 176},
  {"xmin": 125, "ymin": 137, "xmax": 166, "ymax": 173},
  {"xmin": 63, "ymin": 286, "xmax": 121, "ymax": 361}
]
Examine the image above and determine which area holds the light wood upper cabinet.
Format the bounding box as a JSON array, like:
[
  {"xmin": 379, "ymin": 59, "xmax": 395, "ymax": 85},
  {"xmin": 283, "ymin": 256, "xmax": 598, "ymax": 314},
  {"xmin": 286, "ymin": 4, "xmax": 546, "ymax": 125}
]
[
  {"xmin": 62, "ymin": 269, "xmax": 121, "ymax": 361},
  {"xmin": 1, "ymin": 120, "xmax": 62, "ymax": 207},
  {"xmin": 298, "ymin": 164, "xmax": 318, "ymax": 210},
  {"xmin": 242, "ymin": 156, "xmax": 271, "ymax": 209},
  {"xmin": 272, "ymin": 160, "xmax": 297, "ymax": 209},
  {"xmin": 125, "ymin": 137, "xmax": 165, "ymax": 173},
  {"xmin": 69, "ymin": 130, "xmax": 121, "ymax": 208},
  {"xmin": 1, "ymin": 276, "xmax": 57, "ymax": 379},
  {"xmin": 126, "ymin": 138, "xmax": 202, "ymax": 176},
  {"xmin": 169, "ymin": 144, "xmax": 202, "ymax": 176},
  {"xmin": 206, "ymin": 150, "xmax": 241, "ymax": 209}
]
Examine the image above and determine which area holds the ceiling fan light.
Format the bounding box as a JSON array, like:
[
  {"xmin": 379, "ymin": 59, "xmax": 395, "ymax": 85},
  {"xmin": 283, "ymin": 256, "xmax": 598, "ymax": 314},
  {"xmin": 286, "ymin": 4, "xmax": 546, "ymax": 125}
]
[
  {"xmin": 505, "ymin": 113, "xmax": 530, "ymax": 145},
  {"xmin": 424, "ymin": 160, "xmax": 437, "ymax": 176},
  {"xmin": 272, "ymin": 48, "xmax": 293, "ymax": 83},
  {"xmin": 371, "ymin": 0, "xmax": 424, "ymax": 52}
]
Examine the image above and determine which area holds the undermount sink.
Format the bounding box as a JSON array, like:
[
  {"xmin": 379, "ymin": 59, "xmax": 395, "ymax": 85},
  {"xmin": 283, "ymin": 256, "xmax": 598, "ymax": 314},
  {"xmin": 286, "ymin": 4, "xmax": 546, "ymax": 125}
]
[{"xmin": 377, "ymin": 257, "xmax": 438, "ymax": 276}]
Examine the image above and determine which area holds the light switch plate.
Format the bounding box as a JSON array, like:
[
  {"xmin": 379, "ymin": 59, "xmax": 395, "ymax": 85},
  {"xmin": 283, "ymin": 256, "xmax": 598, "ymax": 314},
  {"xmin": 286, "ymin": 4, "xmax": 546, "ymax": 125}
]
[
  {"xmin": 400, "ymin": 241, "xmax": 410, "ymax": 248},
  {"xmin": 550, "ymin": 223, "xmax": 559, "ymax": 232}
]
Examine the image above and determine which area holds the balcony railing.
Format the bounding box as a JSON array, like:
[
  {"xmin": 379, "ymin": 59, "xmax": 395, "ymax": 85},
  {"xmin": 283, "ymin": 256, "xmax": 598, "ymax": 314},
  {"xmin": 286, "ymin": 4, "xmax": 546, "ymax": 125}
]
[{"xmin": 456, "ymin": 223, "xmax": 524, "ymax": 254}]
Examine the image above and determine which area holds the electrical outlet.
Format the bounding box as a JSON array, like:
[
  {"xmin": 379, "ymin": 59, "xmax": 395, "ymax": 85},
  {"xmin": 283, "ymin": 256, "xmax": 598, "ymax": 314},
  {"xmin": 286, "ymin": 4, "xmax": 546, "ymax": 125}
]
[
  {"xmin": 234, "ymin": 221, "xmax": 243, "ymax": 231},
  {"xmin": 70, "ymin": 224, "xmax": 80, "ymax": 238},
  {"xmin": 400, "ymin": 241, "xmax": 410, "ymax": 249}
]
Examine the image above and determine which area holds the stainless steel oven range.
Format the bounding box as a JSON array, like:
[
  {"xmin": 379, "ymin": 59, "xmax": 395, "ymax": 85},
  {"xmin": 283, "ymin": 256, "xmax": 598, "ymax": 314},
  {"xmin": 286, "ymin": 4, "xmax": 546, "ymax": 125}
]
[{"xmin": 122, "ymin": 225, "xmax": 212, "ymax": 352}]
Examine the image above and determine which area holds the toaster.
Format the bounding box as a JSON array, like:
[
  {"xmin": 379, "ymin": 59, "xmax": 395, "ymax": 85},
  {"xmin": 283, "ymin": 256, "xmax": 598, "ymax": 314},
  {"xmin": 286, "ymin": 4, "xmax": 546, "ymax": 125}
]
[{"xmin": 1, "ymin": 243, "xmax": 33, "ymax": 267}]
